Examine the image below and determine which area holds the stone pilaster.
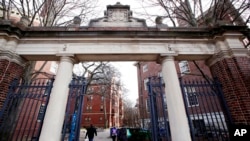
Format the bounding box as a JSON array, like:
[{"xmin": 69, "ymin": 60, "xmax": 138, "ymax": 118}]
[
  {"xmin": 0, "ymin": 38, "xmax": 26, "ymax": 109},
  {"xmin": 207, "ymin": 32, "xmax": 250, "ymax": 125}
]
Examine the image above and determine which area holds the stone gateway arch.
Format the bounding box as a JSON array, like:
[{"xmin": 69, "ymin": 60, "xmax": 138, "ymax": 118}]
[{"xmin": 0, "ymin": 3, "xmax": 249, "ymax": 141}]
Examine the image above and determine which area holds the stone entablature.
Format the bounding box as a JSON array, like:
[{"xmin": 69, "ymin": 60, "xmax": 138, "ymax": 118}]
[{"xmin": 0, "ymin": 20, "xmax": 248, "ymax": 62}]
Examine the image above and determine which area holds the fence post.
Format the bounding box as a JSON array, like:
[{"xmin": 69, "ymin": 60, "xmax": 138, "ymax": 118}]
[
  {"xmin": 179, "ymin": 78, "xmax": 195, "ymax": 141},
  {"xmin": 147, "ymin": 77, "xmax": 158, "ymax": 141}
]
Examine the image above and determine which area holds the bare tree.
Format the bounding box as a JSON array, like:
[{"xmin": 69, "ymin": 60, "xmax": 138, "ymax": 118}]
[
  {"xmin": 74, "ymin": 62, "xmax": 124, "ymax": 128},
  {"xmin": 123, "ymin": 98, "xmax": 140, "ymax": 127},
  {"xmin": 0, "ymin": 0, "xmax": 100, "ymax": 84},
  {"xmin": 138, "ymin": 0, "xmax": 249, "ymax": 27},
  {"xmin": 0, "ymin": 0, "xmax": 98, "ymax": 26}
]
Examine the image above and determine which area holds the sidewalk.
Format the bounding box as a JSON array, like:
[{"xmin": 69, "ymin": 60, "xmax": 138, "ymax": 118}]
[{"xmin": 80, "ymin": 128, "xmax": 111, "ymax": 141}]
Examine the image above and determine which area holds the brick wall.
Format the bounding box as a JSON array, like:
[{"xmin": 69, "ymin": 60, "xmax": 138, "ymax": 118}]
[
  {"xmin": 210, "ymin": 57, "xmax": 250, "ymax": 124},
  {"xmin": 0, "ymin": 59, "xmax": 24, "ymax": 109}
]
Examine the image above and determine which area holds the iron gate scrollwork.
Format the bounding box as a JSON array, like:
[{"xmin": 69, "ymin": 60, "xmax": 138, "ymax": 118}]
[
  {"xmin": 61, "ymin": 77, "xmax": 87, "ymax": 141},
  {"xmin": 0, "ymin": 78, "xmax": 54, "ymax": 141}
]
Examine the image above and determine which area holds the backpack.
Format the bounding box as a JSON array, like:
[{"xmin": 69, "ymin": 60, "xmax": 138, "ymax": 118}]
[{"xmin": 111, "ymin": 128, "xmax": 117, "ymax": 136}]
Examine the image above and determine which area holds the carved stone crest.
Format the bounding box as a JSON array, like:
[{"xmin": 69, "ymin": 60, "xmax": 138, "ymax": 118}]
[{"xmin": 108, "ymin": 9, "xmax": 128, "ymax": 22}]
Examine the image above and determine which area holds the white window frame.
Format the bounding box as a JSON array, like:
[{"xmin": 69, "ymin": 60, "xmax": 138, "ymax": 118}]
[
  {"xmin": 184, "ymin": 87, "xmax": 199, "ymax": 107},
  {"xmin": 50, "ymin": 61, "xmax": 58, "ymax": 74},
  {"xmin": 142, "ymin": 64, "xmax": 148, "ymax": 73},
  {"xmin": 179, "ymin": 61, "xmax": 191, "ymax": 75},
  {"xmin": 144, "ymin": 78, "xmax": 149, "ymax": 90}
]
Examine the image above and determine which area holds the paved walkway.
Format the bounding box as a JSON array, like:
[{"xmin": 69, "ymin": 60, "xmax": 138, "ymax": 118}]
[{"xmin": 79, "ymin": 128, "xmax": 112, "ymax": 141}]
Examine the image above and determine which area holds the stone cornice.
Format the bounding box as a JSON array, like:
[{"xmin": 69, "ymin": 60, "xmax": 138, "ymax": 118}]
[
  {"xmin": 0, "ymin": 50, "xmax": 27, "ymax": 66},
  {"xmin": 0, "ymin": 20, "xmax": 248, "ymax": 39},
  {"xmin": 206, "ymin": 48, "xmax": 249, "ymax": 66}
]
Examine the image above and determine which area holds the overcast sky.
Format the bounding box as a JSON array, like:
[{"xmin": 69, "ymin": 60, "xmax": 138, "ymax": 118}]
[{"xmin": 111, "ymin": 61, "xmax": 138, "ymax": 105}]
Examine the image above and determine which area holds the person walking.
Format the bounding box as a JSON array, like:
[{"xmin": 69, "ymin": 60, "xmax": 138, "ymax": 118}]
[
  {"xmin": 111, "ymin": 126, "xmax": 117, "ymax": 141},
  {"xmin": 118, "ymin": 126, "xmax": 128, "ymax": 141},
  {"xmin": 85, "ymin": 124, "xmax": 97, "ymax": 141}
]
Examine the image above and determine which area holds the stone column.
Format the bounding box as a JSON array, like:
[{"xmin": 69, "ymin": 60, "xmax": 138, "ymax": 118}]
[
  {"xmin": 161, "ymin": 56, "xmax": 191, "ymax": 141},
  {"xmin": 39, "ymin": 56, "xmax": 74, "ymax": 141}
]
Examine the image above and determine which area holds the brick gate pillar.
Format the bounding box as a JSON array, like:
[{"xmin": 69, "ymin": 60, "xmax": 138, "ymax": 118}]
[
  {"xmin": 39, "ymin": 56, "xmax": 75, "ymax": 141},
  {"xmin": 207, "ymin": 32, "xmax": 250, "ymax": 125},
  {"xmin": 0, "ymin": 38, "xmax": 26, "ymax": 109},
  {"xmin": 161, "ymin": 56, "xmax": 191, "ymax": 141}
]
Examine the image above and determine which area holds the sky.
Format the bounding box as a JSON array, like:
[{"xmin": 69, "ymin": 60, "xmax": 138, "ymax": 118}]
[{"xmin": 110, "ymin": 62, "xmax": 139, "ymax": 104}]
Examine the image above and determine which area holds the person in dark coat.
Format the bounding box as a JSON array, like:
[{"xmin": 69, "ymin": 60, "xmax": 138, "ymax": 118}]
[
  {"xmin": 118, "ymin": 126, "xmax": 128, "ymax": 141},
  {"xmin": 85, "ymin": 124, "xmax": 97, "ymax": 141},
  {"xmin": 111, "ymin": 126, "xmax": 118, "ymax": 141}
]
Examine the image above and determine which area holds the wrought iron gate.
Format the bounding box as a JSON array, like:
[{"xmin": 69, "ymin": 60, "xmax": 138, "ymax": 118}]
[
  {"xmin": 180, "ymin": 78, "xmax": 231, "ymax": 141},
  {"xmin": 0, "ymin": 78, "xmax": 54, "ymax": 141},
  {"xmin": 147, "ymin": 76, "xmax": 171, "ymax": 141},
  {"xmin": 61, "ymin": 77, "xmax": 87, "ymax": 141},
  {"xmin": 0, "ymin": 76, "xmax": 87, "ymax": 141},
  {"xmin": 147, "ymin": 77, "xmax": 231, "ymax": 141}
]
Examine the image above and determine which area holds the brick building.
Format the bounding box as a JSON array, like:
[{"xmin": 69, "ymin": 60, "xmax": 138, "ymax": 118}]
[{"xmin": 82, "ymin": 79, "xmax": 124, "ymax": 128}]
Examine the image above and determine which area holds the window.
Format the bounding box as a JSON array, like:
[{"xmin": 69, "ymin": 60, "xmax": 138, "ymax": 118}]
[
  {"xmin": 179, "ymin": 61, "xmax": 190, "ymax": 75},
  {"xmin": 144, "ymin": 78, "xmax": 149, "ymax": 90},
  {"xmin": 142, "ymin": 64, "xmax": 148, "ymax": 72},
  {"xmin": 87, "ymin": 96, "xmax": 93, "ymax": 101},
  {"xmin": 158, "ymin": 72, "xmax": 162, "ymax": 77},
  {"xmin": 86, "ymin": 105, "xmax": 92, "ymax": 111},
  {"xmin": 184, "ymin": 87, "xmax": 199, "ymax": 107},
  {"xmin": 85, "ymin": 117, "xmax": 91, "ymax": 122},
  {"xmin": 192, "ymin": 119, "xmax": 206, "ymax": 135},
  {"xmin": 50, "ymin": 61, "xmax": 58, "ymax": 74},
  {"xmin": 87, "ymin": 87, "xmax": 94, "ymax": 93},
  {"xmin": 100, "ymin": 105, "xmax": 103, "ymax": 111},
  {"xmin": 146, "ymin": 98, "xmax": 151, "ymax": 113}
]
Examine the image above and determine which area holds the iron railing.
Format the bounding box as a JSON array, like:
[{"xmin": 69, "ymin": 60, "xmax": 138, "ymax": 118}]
[
  {"xmin": 180, "ymin": 78, "xmax": 231, "ymax": 141},
  {"xmin": 0, "ymin": 78, "xmax": 54, "ymax": 141},
  {"xmin": 146, "ymin": 76, "xmax": 231, "ymax": 141},
  {"xmin": 147, "ymin": 76, "xmax": 171, "ymax": 141}
]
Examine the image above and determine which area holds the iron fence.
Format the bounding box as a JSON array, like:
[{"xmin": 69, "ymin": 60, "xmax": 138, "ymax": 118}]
[
  {"xmin": 180, "ymin": 78, "xmax": 231, "ymax": 141},
  {"xmin": 146, "ymin": 76, "xmax": 231, "ymax": 141},
  {"xmin": 0, "ymin": 78, "xmax": 54, "ymax": 141}
]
